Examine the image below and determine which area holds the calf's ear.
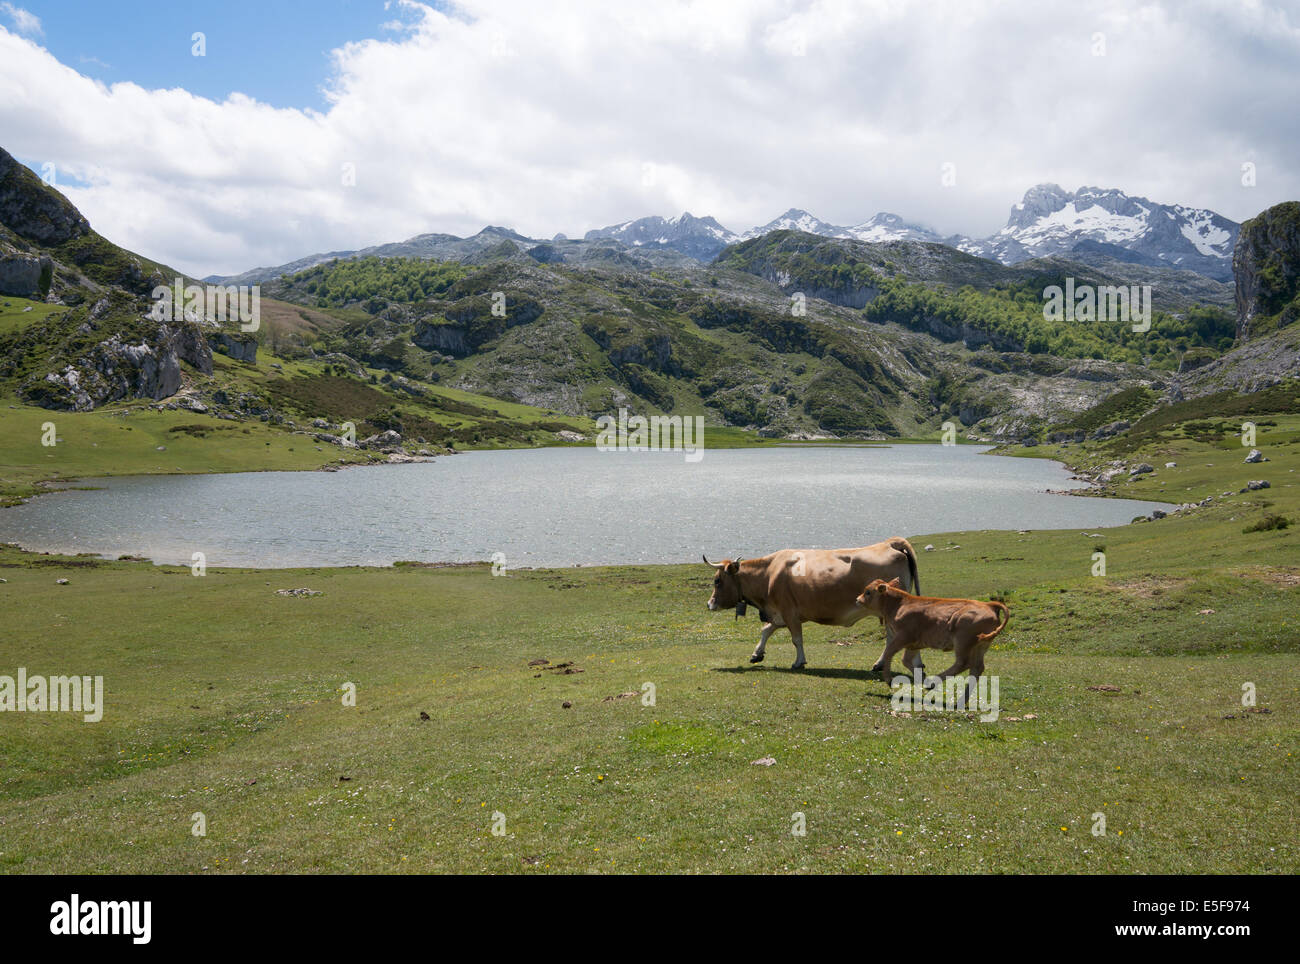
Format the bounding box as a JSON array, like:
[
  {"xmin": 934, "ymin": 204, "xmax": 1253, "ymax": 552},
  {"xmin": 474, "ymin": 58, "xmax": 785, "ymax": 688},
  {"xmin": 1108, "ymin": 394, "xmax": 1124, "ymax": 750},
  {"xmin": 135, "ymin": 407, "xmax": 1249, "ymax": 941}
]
[{"xmin": 887, "ymin": 577, "xmax": 902, "ymax": 588}]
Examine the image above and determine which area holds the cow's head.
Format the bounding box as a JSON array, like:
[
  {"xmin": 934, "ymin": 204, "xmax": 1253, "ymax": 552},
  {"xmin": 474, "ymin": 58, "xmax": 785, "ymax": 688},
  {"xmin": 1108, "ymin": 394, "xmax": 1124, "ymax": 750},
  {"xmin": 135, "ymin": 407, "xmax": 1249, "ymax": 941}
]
[
  {"xmin": 855, "ymin": 577, "xmax": 902, "ymax": 614},
  {"xmin": 703, "ymin": 555, "xmax": 742, "ymax": 611}
]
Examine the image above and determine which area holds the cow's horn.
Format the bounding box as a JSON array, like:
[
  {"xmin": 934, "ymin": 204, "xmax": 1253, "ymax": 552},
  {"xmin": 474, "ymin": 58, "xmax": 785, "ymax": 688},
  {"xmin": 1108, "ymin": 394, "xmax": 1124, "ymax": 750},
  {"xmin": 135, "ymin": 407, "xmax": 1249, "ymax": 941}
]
[{"xmin": 703, "ymin": 554, "xmax": 723, "ymax": 569}]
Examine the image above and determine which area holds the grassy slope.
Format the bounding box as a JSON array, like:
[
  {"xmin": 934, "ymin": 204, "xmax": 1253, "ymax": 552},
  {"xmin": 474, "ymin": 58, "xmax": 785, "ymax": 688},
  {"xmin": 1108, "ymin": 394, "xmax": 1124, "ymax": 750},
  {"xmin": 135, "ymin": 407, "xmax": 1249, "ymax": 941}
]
[{"xmin": 0, "ymin": 416, "xmax": 1296, "ymax": 873}]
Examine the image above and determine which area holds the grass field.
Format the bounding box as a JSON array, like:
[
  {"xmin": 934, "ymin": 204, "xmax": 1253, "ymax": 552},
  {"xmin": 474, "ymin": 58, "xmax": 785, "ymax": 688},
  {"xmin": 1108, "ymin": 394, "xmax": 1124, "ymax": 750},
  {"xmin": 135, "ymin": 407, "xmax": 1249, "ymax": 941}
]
[{"xmin": 0, "ymin": 409, "xmax": 1296, "ymax": 873}]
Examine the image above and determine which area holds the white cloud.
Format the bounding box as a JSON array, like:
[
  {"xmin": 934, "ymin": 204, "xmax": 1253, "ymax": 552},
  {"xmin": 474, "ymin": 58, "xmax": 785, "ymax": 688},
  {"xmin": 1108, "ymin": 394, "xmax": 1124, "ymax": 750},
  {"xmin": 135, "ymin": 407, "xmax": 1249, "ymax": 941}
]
[
  {"xmin": 0, "ymin": 2, "xmax": 40, "ymax": 37},
  {"xmin": 1, "ymin": 0, "xmax": 1298, "ymax": 277}
]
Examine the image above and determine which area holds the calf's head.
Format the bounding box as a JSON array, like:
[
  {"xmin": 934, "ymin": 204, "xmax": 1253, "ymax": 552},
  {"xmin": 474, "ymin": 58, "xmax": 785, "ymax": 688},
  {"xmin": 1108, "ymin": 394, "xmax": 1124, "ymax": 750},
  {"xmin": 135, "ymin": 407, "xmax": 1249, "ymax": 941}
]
[
  {"xmin": 855, "ymin": 577, "xmax": 902, "ymax": 615},
  {"xmin": 703, "ymin": 555, "xmax": 742, "ymax": 611}
]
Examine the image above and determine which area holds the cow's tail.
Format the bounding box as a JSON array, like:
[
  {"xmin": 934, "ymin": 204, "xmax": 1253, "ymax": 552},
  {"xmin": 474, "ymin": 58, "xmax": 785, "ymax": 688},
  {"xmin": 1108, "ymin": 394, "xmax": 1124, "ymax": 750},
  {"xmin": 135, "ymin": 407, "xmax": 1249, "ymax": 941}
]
[
  {"xmin": 889, "ymin": 537, "xmax": 920, "ymax": 595},
  {"xmin": 977, "ymin": 601, "xmax": 1010, "ymax": 644}
]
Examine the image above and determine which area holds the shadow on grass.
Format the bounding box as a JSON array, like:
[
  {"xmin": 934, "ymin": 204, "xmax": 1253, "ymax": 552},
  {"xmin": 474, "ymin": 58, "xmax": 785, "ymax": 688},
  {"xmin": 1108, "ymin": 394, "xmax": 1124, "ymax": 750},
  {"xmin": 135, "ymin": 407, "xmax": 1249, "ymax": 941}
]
[{"xmin": 712, "ymin": 663, "xmax": 896, "ymax": 691}]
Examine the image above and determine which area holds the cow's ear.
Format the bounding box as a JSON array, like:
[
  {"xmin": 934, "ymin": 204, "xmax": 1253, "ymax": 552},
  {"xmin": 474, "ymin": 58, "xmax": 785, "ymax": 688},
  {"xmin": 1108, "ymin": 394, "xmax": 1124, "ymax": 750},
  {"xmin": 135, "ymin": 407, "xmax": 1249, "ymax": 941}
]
[{"xmin": 726, "ymin": 560, "xmax": 740, "ymax": 574}]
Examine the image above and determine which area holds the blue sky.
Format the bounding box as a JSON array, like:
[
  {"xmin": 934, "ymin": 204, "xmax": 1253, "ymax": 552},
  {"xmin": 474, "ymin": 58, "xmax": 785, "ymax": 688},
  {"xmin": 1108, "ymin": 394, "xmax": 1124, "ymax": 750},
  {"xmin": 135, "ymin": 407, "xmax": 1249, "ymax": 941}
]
[
  {"xmin": 16, "ymin": 0, "xmax": 429, "ymax": 109},
  {"xmin": 2, "ymin": 1, "xmax": 1298, "ymax": 277}
]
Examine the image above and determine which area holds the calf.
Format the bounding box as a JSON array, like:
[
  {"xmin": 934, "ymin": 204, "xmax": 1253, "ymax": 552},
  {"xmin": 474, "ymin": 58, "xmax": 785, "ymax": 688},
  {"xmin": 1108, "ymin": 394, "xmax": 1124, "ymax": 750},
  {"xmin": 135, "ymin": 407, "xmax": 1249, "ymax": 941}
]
[{"xmin": 854, "ymin": 578, "xmax": 1008, "ymax": 689}]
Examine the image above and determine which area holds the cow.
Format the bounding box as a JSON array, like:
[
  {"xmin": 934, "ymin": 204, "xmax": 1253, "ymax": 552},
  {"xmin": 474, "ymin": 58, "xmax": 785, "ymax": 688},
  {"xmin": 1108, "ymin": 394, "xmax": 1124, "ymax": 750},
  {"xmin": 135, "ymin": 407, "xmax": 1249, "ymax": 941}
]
[
  {"xmin": 703, "ymin": 538, "xmax": 920, "ymax": 669},
  {"xmin": 854, "ymin": 578, "xmax": 1009, "ymax": 692}
]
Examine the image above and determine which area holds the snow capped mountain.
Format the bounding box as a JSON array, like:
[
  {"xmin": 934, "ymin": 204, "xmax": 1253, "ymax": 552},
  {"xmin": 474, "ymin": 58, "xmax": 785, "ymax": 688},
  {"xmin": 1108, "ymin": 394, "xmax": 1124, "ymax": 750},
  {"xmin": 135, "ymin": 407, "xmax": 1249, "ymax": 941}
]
[
  {"xmin": 214, "ymin": 186, "xmax": 1239, "ymax": 283},
  {"xmin": 584, "ymin": 212, "xmax": 740, "ymax": 260},
  {"xmin": 840, "ymin": 212, "xmax": 946, "ymax": 244},
  {"xmin": 742, "ymin": 208, "xmax": 846, "ymax": 240},
  {"xmin": 957, "ymin": 184, "xmax": 1238, "ymax": 281}
]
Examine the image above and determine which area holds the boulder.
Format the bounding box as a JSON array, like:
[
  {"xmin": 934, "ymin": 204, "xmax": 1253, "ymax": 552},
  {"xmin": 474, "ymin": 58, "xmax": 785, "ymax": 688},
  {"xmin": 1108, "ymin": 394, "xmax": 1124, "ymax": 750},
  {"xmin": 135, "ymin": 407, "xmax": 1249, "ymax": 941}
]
[
  {"xmin": 206, "ymin": 331, "xmax": 258, "ymax": 363},
  {"xmin": 359, "ymin": 430, "xmax": 402, "ymax": 450},
  {"xmin": 1244, "ymin": 449, "xmax": 1267, "ymax": 463}
]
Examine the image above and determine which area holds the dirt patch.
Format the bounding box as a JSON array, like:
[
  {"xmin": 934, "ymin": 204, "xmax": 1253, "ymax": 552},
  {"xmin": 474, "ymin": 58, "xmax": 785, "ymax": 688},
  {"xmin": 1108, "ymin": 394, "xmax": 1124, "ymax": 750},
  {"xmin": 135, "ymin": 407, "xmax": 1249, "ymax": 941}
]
[
  {"xmin": 1108, "ymin": 576, "xmax": 1190, "ymax": 598},
  {"xmin": 1239, "ymin": 567, "xmax": 1300, "ymax": 589}
]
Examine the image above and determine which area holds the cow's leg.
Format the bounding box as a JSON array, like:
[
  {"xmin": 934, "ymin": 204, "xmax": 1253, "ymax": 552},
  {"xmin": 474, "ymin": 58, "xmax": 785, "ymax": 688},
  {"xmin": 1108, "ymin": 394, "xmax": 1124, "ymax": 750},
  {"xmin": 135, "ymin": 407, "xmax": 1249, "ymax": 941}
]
[
  {"xmin": 750, "ymin": 622, "xmax": 777, "ymax": 664},
  {"xmin": 788, "ymin": 619, "xmax": 807, "ymax": 670},
  {"xmin": 871, "ymin": 637, "xmax": 907, "ymax": 680}
]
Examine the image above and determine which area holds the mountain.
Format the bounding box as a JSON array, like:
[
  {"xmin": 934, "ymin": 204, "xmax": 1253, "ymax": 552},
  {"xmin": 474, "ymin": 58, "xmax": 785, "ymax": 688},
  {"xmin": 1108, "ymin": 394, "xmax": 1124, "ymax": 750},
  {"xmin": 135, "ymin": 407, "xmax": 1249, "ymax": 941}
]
[
  {"xmin": 956, "ymin": 184, "xmax": 1239, "ymax": 281},
  {"xmin": 210, "ymin": 226, "xmax": 532, "ymax": 286},
  {"xmin": 841, "ymin": 212, "xmax": 947, "ymax": 245},
  {"xmin": 742, "ymin": 208, "xmax": 846, "ymax": 240},
  {"xmin": 583, "ymin": 212, "xmax": 739, "ymax": 260}
]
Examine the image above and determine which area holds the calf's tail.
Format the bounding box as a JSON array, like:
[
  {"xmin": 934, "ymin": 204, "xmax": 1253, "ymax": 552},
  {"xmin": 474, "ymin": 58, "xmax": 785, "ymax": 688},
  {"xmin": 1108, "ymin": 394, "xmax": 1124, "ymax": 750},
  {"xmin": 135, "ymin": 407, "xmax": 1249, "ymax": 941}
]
[
  {"xmin": 977, "ymin": 600, "xmax": 1010, "ymax": 644},
  {"xmin": 889, "ymin": 537, "xmax": 920, "ymax": 595}
]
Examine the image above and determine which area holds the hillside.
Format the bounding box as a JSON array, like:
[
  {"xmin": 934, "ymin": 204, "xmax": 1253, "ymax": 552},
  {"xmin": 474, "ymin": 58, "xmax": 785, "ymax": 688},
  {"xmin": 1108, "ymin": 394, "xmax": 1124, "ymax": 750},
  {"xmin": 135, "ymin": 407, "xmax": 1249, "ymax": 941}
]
[{"xmin": 2, "ymin": 144, "xmax": 1297, "ymax": 491}]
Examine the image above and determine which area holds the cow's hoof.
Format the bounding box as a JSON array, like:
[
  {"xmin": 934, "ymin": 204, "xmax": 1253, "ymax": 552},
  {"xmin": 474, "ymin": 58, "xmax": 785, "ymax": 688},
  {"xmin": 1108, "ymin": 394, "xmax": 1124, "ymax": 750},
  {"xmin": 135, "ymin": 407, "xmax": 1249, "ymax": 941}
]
[
  {"xmin": 749, "ymin": 653, "xmax": 764, "ymax": 664},
  {"xmin": 791, "ymin": 662, "xmax": 807, "ymax": 670}
]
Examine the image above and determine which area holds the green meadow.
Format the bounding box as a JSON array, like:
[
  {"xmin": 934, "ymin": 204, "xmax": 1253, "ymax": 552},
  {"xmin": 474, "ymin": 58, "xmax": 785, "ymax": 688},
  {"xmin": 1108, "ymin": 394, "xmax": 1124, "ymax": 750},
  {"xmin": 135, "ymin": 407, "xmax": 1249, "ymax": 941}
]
[{"xmin": 0, "ymin": 411, "xmax": 1296, "ymax": 873}]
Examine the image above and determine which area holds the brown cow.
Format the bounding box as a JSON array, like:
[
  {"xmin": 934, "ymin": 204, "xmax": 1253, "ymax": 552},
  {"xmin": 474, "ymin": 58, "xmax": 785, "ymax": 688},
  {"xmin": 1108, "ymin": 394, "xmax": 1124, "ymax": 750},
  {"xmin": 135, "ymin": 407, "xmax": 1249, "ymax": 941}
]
[
  {"xmin": 854, "ymin": 578, "xmax": 1008, "ymax": 688},
  {"xmin": 704, "ymin": 538, "xmax": 920, "ymax": 669}
]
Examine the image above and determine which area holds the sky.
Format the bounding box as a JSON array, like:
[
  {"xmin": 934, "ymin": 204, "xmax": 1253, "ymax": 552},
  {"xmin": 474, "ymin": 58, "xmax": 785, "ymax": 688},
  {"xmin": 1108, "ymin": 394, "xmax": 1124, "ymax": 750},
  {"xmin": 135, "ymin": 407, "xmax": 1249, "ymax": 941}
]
[{"xmin": 1, "ymin": 0, "xmax": 1298, "ymax": 278}]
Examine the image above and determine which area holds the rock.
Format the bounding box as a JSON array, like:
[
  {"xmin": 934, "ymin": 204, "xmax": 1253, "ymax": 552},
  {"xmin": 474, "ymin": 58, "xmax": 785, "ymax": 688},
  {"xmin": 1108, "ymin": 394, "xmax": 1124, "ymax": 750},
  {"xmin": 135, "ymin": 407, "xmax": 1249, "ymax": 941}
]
[
  {"xmin": 1244, "ymin": 449, "xmax": 1267, "ymax": 463},
  {"xmin": 751, "ymin": 756, "xmax": 777, "ymax": 767},
  {"xmin": 1234, "ymin": 201, "xmax": 1300, "ymax": 341},
  {"xmin": 274, "ymin": 587, "xmax": 322, "ymax": 596},
  {"xmin": 1130, "ymin": 463, "xmax": 1154, "ymax": 476},
  {"xmin": 1164, "ymin": 462, "xmax": 1177, "ymax": 468},
  {"xmin": 1091, "ymin": 419, "xmax": 1130, "ymax": 440},
  {"xmin": 1246, "ymin": 479, "xmax": 1271, "ymax": 490},
  {"xmin": 923, "ymin": 544, "xmax": 935, "ymax": 551},
  {"xmin": 20, "ymin": 318, "xmax": 214, "ymax": 411},
  {"xmin": 1150, "ymin": 509, "xmax": 1166, "ymax": 520},
  {"xmin": 56, "ymin": 578, "xmax": 69, "ymax": 585},
  {"xmin": 359, "ymin": 430, "xmax": 402, "ymax": 450},
  {"xmin": 554, "ymin": 430, "xmax": 586, "ymax": 442},
  {"xmin": 0, "ymin": 253, "xmax": 53, "ymax": 298},
  {"xmin": 205, "ymin": 331, "xmax": 258, "ymax": 363}
]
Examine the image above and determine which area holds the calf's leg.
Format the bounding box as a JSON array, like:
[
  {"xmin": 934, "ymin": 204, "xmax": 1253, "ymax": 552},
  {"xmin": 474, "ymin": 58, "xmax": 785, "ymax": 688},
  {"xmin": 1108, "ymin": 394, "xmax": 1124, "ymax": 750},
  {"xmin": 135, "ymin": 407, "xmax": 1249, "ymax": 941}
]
[{"xmin": 871, "ymin": 636, "xmax": 908, "ymax": 680}]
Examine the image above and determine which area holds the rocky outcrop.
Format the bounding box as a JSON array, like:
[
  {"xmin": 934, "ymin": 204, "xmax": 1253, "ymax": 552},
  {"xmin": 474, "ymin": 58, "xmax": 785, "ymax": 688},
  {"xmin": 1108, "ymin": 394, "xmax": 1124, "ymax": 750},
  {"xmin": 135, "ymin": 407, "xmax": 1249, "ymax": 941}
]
[
  {"xmin": 206, "ymin": 330, "xmax": 258, "ymax": 363},
  {"xmin": 359, "ymin": 430, "xmax": 402, "ymax": 450},
  {"xmin": 0, "ymin": 147, "xmax": 91, "ymax": 245},
  {"xmin": 21, "ymin": 320, "xmax": 213, "ymax": 411},
  {"xmin": 1233, "ymin": 201, "xmax": 1300, "ymax": 341},
  {"xmin": 0, "ymin": 251, "xmax": 52, "ymax": 297}
]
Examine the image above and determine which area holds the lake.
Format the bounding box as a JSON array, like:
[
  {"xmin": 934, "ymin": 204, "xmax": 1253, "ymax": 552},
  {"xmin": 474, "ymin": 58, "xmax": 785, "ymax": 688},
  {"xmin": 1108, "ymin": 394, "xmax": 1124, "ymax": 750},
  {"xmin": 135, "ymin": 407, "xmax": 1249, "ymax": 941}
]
[{"xmin": 0, "ymin": 445, "xmax": 1168, "ymax": 568}]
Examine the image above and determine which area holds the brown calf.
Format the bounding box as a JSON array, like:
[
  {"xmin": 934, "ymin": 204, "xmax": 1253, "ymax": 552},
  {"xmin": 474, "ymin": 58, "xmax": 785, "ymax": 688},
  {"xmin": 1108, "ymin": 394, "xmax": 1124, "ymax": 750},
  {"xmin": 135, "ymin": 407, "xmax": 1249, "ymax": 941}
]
[{"xmin": 854, "ymin": 578, "xmax": 1008, "ymax": 687}]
